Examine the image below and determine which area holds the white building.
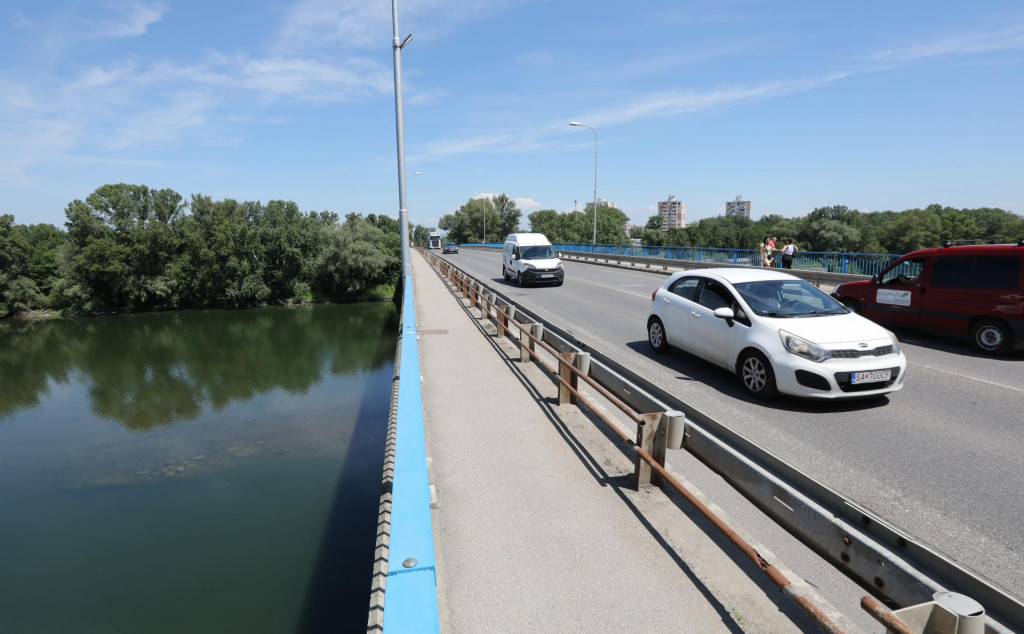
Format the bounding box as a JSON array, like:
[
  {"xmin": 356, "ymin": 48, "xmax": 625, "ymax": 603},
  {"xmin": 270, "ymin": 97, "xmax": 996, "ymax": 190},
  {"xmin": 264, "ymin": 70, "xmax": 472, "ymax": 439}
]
[
  {"xmin": 584, "ymin": 198, "xmax": 616, "ymax": 212},
  {"xmin": 726, "ymin": 195, "xmax": 751, "ymax": 218},
  {"xmin": 657, "ymin": 195, "xmax": 686, "ymax": 230}
]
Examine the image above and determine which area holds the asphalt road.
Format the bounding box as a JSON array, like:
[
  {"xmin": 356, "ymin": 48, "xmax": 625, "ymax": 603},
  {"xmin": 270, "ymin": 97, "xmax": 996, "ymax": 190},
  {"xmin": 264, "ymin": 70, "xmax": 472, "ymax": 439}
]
[{"xmin": 439, "ymin": 247, "xmax": 1024, "ymax": 610}]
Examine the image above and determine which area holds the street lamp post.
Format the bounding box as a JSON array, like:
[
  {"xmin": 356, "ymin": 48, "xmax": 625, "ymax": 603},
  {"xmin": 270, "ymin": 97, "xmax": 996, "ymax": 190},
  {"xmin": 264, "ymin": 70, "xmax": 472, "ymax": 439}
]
[
  {"xmin": 391, "ymin": 0, "xmax": 413, "ymax": 277},
  {"xmin": 569, "ymin": 121, "xmax": 598, "ymax": 246}
]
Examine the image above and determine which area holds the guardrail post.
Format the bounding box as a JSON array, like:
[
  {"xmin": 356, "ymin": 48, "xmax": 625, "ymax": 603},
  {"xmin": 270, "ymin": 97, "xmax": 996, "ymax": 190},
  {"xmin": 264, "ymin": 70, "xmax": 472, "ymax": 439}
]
[
  {"xmin": 571, "ymin": 353, "xmax": 590, "ymax": 406},
  {"xmin": 519, "ymin": 323, "xmax": 534, "ymax": 362},
  {"xmin": 496, "ymin": 304, "xmax": 507, "ymax": 337},
  {"xmin": 468, "ymin": 283, "xmax": 477, "ymax": 308},
  {"xmin": 557, "ymin": 352, "xmax": 576, "ymax": 405},
  {"xmin": 478, "ymin": 290, "xmax": 489, "ymax": 323},
  {"xmin": 635, "ymin": 412, "xmax": 666, "ymax": 489}
]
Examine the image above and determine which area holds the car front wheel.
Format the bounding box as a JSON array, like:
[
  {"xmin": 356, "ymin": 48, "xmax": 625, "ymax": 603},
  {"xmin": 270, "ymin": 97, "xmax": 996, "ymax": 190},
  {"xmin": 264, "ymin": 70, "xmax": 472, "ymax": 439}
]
[
  {"xmin": 648, "ymin": 317, "xmax": 668, "ymax": 353},
  {"xmin": 972, "ymin": 319, "xmax": 1011, "ymax": 355},
  {"xmin": 738, "ymin": 350, "xmax": 779, "ymax": 399}
]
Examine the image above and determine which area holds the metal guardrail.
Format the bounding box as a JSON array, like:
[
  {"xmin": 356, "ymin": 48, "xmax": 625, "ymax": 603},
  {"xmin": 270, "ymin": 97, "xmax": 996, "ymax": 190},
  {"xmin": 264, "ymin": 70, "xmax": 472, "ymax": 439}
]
[
  {"xmin": 553, "ymin": 243, "xmax": 902, "ymax": 277},
  {"xmin": 424, "ymin": 249, "xmax": 1023, "ymax": 634},
  {"xmin": 554, "ymin": 248, "xmax": 874, "ymax": 289}
]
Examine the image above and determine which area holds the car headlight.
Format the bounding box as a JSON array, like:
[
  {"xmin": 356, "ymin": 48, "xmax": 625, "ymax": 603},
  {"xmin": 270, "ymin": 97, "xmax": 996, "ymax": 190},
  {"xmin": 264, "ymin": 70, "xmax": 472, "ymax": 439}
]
[
  {"xmin": 556, "ymin": 261, "xmax": 563, "ymax": 269},
  {"xmin": 524, "ymin": 263, "xmax": 536, "ymax": 270},
  {"xmin": 887, "ymin": 330, "xmax": 901, "ymax": 355},
  {"xmin": 779, "ymin": 329, "xmax": 832, "ymax": 363}
]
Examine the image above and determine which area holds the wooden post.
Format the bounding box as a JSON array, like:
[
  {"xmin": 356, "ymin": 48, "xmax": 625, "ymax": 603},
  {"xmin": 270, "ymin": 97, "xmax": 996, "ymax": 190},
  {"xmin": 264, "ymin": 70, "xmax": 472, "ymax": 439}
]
[
  {"xmin": 496, "ymin": 304, "xmax": 507, "ymax": 337},
  {"xmin": 635, "ymin": 412, "xmax": 666, "ymax": 490},
  {"xmin": 519, "ymin": 322, "xmax": 533, "ymax": 363},
  {"xmin": 557, "ymin": 351, "xmax": 575, "ymax": 405}
]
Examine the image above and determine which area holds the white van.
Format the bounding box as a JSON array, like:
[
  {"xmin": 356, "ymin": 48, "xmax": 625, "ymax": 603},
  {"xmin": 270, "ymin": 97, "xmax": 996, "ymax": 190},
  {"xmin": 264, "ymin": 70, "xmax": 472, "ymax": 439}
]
[{"xmin": 502, "ymin": 233, "xmax": 564, "ymax": 286}]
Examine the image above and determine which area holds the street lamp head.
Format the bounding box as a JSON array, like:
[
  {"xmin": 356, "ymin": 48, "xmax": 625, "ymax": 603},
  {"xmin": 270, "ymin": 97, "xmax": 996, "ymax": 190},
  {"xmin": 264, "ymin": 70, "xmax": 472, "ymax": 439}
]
[{"xmin": 569, "ymin": 121, "xmax": 582, "ymax": 126}]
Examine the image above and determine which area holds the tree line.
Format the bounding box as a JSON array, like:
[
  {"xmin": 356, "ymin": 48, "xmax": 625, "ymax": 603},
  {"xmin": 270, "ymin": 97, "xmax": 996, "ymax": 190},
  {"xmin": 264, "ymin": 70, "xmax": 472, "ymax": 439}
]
[
  {"xmin": 633, "ymin": 204, "xmax": 1024, "ymax": 254},
  {"xmin": 6, "ymin": 185, "xmax": 1021, "ymax": 319},
  {"xmin": 440, "ymin": 198, "xmax": 1022, "ymax": 254},
  {"xmin": 1, "ymin": 183, "xmax": 403, "ymax": 318}
]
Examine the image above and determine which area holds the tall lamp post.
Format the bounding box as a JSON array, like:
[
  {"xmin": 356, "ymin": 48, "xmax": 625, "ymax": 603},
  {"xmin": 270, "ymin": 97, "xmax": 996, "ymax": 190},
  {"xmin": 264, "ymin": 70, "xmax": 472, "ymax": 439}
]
[
  {"xmin": 569, "ymin": 121, "xmax": 598, "ymax": 246},
  {"xmin": 391, "ymin": 1, "xmax": 412, "ymax": 277}
]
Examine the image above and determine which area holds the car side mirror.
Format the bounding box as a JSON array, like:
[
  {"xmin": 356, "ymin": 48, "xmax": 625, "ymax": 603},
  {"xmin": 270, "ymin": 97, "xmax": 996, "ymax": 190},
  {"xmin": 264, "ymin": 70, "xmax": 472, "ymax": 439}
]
[
  {"xmin": 713, "ymin": 307, "xmax": 736, "ymax": 326},
  {"xmin": 871, "ymin": 274, "xmax": 880, "ymax": 284}
]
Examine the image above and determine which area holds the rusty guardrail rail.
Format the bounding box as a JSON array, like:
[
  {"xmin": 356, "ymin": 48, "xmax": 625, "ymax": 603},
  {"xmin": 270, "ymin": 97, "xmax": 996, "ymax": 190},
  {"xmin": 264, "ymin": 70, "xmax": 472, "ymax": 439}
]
[{"xmin": 422, "ymin": 248, "xmax": 1023, "ymax": 634}]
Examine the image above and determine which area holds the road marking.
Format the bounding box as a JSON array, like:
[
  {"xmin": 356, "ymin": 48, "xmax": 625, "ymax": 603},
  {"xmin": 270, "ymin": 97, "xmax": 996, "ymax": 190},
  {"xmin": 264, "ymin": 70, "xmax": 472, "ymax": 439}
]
[
  {"xmin": 613, "ymin": 286, "xmax": 655, "ymax": 299},
  {"xmin": 912, "ymin": 362, "xmax": 1024, "ymax": 393}
]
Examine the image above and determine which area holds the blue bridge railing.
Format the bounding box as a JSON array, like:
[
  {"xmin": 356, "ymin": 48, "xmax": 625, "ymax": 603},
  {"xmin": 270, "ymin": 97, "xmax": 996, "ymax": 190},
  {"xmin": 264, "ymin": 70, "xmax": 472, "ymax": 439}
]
[{"xmin": 551, "ymin": 244, "xmax": 902, "ymax": 277}]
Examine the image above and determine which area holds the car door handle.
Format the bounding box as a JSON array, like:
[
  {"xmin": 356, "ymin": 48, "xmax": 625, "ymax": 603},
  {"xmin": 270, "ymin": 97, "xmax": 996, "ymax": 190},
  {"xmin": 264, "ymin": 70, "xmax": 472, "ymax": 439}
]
[
  {"xmin": 690, "ymin": 311, "xmax": 700, "ymax": 317},
  {"xmin": 662, "ymin": 297, "xmax": 670, "ymax": 303}
]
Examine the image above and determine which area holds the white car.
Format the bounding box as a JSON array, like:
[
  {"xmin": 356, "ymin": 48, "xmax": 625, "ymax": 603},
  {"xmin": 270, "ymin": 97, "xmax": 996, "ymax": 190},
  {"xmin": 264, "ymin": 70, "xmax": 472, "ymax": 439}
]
[{"xmin": 647, "ymin": 268, "xmax": 907, "ymax": 399}]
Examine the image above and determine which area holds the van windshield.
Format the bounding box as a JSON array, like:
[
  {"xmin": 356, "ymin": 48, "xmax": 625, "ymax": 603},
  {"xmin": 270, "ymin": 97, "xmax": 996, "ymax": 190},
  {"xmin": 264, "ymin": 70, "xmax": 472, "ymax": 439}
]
[{"xmin": 521, "ymin": 245, "xmax": 555, "ymax": 260}]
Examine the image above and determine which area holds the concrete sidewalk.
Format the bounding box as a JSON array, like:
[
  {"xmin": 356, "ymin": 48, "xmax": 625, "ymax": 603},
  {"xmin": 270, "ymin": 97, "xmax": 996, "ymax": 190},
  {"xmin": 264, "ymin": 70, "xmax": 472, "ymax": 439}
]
[{"xmin": 412, "ymin": 250, "xmax": 824, "ymax": 633}]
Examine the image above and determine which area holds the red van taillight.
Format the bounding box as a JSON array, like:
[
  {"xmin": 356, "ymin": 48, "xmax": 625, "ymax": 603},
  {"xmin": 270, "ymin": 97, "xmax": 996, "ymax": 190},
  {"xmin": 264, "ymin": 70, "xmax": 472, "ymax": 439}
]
[{"xmin": 652, "ymin": 289, "xmax": 657, "ymax": 301}]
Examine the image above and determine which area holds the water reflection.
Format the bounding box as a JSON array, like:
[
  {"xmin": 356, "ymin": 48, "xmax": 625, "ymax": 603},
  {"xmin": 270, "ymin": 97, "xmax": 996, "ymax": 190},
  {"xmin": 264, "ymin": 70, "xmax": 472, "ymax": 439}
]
[
  {"xmin": 0, "ymin": 303, "xmax": 399, "ymax": 633},
  {"xmin": 0, "ymin": 304, "xmax": 399, "ymax": 429}
]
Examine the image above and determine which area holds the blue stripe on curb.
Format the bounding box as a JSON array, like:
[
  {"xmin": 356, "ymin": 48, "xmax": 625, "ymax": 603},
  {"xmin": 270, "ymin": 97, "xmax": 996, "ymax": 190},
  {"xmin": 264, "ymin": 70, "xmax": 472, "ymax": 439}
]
[{"xmin": 384, "ymin": 275, "xmax": 439, "ymax": 632}]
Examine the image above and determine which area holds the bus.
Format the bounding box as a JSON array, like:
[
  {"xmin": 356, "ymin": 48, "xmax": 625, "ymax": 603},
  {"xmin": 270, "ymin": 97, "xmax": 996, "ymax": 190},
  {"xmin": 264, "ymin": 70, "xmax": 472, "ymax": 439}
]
[{"xmin": 428, "ymin": 231, "xmax": 442, "ymax": 249}]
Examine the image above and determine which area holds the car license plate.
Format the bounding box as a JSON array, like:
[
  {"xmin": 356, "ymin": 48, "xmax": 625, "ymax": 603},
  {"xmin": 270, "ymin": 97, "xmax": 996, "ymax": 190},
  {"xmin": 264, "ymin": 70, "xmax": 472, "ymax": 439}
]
[
  {"xmin": 850, "ymin": 369, "xmax": 891, "ymax": 384},
  {"xmin": 540, "ymin": 274, "xmax": 552, "ymax": 278}
]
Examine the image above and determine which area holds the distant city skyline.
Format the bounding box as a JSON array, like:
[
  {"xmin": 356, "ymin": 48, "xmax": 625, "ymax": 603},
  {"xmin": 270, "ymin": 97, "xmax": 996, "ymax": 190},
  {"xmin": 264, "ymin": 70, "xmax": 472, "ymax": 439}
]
[{"xmin": 1, "ymin": 1, "xmax": 1022, "ymax": 230}]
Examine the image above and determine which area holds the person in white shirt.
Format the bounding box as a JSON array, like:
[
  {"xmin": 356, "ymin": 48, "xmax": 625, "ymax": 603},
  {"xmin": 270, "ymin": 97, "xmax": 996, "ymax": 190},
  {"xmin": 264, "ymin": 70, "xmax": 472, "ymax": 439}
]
[{"xmin": 781, "ymin": 238, "xmax": 798, "ymax": 269}]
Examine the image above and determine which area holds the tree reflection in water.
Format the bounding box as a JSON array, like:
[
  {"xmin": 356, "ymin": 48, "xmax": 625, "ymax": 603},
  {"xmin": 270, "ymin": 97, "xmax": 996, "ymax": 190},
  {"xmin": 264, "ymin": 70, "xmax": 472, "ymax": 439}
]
[{"xmin": 0, "ymin": 303, "xmax": 399, "ymax": 430}]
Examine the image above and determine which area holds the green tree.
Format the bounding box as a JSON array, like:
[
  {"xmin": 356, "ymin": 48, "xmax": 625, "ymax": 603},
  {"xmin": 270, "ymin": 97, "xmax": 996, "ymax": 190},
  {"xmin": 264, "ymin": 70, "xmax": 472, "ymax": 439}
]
[
  {"xmin": 492, "ymin": 194, "xmax": 522, "ymax": 238},
  {"xmin": 878, "ymin": 208, "xmax": 942, "ymax": 253},
  {"xmin": 527, "ymin": 209, "xmax": 560, "ymax": 237},
  {"xmin": 63, "ymin": 184, "xmax": 186, "ymax": 310},
  {"xmin": 644, "ymin": 215, "xmax": 664, "ymax": 231},
  {"xmin": 318, "ymin": 214, "xmax": 399, "ymax": 296},
  {"xmin": 439, "ymin": 197, "xmax": 500, "ymax": 244}
]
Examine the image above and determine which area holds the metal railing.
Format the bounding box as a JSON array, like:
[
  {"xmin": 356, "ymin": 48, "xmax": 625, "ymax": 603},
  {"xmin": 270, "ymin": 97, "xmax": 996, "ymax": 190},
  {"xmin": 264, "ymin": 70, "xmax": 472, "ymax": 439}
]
[
  {"xmin": 553, "ymin": 243, "xmax": 901, "ymax": 277},
  {"xmin": 422, "ymin": 248, "xmax": 1022, "ymax": 634}
]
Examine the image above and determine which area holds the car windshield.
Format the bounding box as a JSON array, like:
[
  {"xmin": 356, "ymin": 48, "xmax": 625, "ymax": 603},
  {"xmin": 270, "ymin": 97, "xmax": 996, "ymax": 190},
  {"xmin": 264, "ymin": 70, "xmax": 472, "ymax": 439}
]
[
  {"xmin": 521, "ymin": 245, "xmax": 555, "ymax": 259},
  {"xmin": 733, "ymin": 279, "xmax": 847, "ymax": 317}
]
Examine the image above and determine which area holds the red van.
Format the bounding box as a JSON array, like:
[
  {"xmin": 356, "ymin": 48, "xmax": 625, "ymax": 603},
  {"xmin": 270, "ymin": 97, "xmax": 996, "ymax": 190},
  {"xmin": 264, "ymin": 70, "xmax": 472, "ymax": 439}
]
[{"xmin": 832, "ymin": 242, "xmax": 1024, "ymax": 354}]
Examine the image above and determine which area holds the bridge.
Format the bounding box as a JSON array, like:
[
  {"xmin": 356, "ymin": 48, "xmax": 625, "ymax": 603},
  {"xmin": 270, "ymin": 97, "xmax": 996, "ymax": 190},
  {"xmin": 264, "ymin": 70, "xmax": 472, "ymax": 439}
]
[{"xmin": 368, "ymin": 247, "xmax": 1024, "ymax": 633}]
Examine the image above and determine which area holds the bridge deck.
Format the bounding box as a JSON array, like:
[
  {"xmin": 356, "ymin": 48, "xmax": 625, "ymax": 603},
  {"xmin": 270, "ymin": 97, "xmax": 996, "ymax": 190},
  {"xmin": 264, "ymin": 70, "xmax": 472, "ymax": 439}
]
[{"xmin": 411, "ymin": 251, "xmax": 829, "ymax": 633}]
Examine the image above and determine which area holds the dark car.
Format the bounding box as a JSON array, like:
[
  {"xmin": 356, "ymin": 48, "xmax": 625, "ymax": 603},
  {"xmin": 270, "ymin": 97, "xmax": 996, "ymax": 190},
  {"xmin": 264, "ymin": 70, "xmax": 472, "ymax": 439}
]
[{"xmin": 443, "ymin": 242, "xmax": 459, "ymax": 254}]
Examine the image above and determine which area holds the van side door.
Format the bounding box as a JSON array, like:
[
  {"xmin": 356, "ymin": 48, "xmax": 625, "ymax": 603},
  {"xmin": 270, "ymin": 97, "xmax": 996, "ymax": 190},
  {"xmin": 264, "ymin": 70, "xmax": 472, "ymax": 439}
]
[{"xmin": 865, "ymin": 256, "xmax": 927, "ymax": 326}]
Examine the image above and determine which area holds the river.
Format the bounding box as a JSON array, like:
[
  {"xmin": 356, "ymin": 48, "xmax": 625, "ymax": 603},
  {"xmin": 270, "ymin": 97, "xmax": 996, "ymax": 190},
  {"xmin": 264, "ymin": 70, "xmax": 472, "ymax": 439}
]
[{"xmin": 0, "ymin": 303, "xmax": 398, "ymax": 633}]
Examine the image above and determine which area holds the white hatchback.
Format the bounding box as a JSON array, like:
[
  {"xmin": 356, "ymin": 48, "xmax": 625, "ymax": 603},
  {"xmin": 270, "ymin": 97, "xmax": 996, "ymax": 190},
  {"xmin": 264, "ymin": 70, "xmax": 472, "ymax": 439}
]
[{"xmin": 647, "ymin": 268, "xmax": 907, "ymax": 399}]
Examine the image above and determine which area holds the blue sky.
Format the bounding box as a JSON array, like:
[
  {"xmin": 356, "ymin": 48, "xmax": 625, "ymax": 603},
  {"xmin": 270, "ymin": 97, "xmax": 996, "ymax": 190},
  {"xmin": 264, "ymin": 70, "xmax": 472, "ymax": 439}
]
[{"xmin": 2, "ymin": 1, "xmax": 1023, "ymax": 230}]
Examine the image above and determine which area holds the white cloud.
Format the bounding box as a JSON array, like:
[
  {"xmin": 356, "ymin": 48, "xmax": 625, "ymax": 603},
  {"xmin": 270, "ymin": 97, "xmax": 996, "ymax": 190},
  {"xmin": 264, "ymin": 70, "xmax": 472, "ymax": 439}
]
[
  {"xmin": 576, "ymin": 74, "xmax": 849, "ymax": 129},
  {"xmin": 514, "ymin": 197, "xmax": 542, "ymax": 212},
  {"xmin": 276, "ymin": 0, "xmax": 535, "ymax": 52},
  {"xmin": 83, "ymin": 1, "xmax": 168, "ymax": 39},
  {"xmin": 872, "ymin": 24, "xmax": 1024, "ymax": 62},
  {"xmin": 471, "ymin": 193, "xmax": 543, "ymax": 212}
]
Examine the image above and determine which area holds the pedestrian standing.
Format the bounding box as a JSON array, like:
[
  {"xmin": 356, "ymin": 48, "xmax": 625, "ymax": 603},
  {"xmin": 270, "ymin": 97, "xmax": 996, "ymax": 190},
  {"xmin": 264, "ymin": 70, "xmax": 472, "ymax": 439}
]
[
  {"xmin": 781, "ymin": 238, "xmax": 798, "ymax": 269},
  {"xmin": 759, "ymin": 237, "xmax": 775, "ymax": 267}
]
